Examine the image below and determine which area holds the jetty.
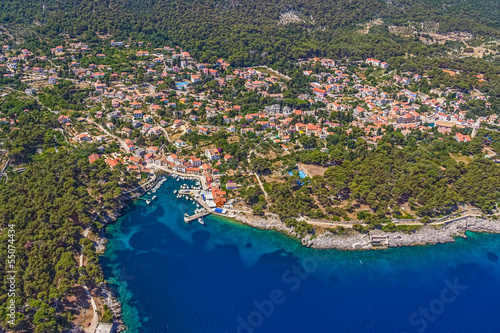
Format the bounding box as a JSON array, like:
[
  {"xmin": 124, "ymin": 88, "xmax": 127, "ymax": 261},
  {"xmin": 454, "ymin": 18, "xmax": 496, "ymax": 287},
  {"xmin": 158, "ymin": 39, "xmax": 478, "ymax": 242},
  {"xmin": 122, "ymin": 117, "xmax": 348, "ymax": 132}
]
[
  {"xmin": 178, "ymin": 188, "xmax": 214, "ymax": 222},
  {"xmin": 184, "ymin": 210, "xmax": 211, "ymax": 223}
]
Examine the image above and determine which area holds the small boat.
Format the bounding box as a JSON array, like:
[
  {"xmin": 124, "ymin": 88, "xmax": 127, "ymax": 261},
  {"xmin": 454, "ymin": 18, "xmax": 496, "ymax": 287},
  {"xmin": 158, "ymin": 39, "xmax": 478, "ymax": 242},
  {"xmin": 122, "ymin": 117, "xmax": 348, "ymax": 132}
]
[
  {"xmin": 152, "ymin": 196, "xmax": 156, "ymax": 200},
  {"xmin": 196, "ymin": 204, "xmax": 200, "ymax": 207},
  {"xmin": 146, "ymin": 200, "xmax": 151, "ymax": 205},
  {"xmin": 198, "ymin": 218, "xmax": 205, "ymax": 225},
  {"xmin": 174, "ymin": 190, "xmax": 177, "ymax": 194},
  {"xmin": 184, "ymin": 216, "xmax": 189, "ymax": 223},
  {"xmin": 148, "ymin": 192, "xmax": 151, "ymax": 194},
  {"xmin": 177, "ymin": 178, "xmax": 180, "ymax": 181}
]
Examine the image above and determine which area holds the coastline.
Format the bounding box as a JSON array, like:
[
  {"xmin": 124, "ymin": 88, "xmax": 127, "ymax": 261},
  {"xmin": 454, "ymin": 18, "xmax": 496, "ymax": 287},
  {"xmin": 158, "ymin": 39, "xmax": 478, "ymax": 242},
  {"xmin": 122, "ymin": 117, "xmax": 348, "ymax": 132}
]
[
  {"xmin": 90, "ymin": 176, "xmax": 500, "ymax": 333},
  {"xmin": 103, "ymin": 175, "xmax": 500, "ymax": 253},
  {"xmin": 92, "ymin": 176, "xmax": 161, "ymax": 333},
  {"xmin": 228, "ymin": 212, "xmax": 500, "ymax": 250},
  {"xmin": 96, "ymin": 175, "xmax": 499, "ymax": 332}
]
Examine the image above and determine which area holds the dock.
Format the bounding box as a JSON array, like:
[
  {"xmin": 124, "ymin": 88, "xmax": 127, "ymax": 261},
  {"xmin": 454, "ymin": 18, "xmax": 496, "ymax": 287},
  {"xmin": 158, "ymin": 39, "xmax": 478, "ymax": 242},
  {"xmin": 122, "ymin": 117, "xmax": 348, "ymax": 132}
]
[
  {"xmin": 184, "ymin": 210, "xmax": 211, "ymax": 223},
  {"xmin": 179, "ymin": 189, "xmax": 212, "ymax": 222}
]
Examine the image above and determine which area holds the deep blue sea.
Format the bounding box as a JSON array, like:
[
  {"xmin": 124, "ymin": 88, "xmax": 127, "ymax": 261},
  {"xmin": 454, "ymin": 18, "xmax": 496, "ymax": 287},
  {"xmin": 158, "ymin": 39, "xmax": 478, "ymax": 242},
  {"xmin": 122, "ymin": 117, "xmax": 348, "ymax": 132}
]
[{"xmin": 101, "ymin": 177, "xmax": 500, "ymax": 333}]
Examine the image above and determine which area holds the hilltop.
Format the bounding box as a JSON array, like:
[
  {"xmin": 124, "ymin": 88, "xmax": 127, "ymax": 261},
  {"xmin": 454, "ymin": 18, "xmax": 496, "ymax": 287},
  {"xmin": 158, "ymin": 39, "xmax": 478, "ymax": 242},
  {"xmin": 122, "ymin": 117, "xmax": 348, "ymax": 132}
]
[{"xmin": 1, "ymin": 0, "xmax": 499, "ymax": 66}]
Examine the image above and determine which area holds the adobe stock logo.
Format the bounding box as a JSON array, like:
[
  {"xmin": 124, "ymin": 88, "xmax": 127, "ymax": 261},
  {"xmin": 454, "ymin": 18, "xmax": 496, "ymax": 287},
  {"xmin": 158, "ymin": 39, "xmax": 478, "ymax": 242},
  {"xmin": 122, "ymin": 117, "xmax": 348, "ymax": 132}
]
[
  {"xmin": 400, "ymin": 277, "xmax": 467, "ymax": 333},
  {"xmin": 235, "ymin": 256, "xmax": 319, "ymax": 333}
]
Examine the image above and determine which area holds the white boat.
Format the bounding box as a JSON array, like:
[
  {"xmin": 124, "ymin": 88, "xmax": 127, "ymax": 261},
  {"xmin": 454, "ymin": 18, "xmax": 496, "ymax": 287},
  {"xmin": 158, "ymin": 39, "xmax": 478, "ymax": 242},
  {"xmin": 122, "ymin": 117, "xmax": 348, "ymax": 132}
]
[
  {"xmin": 198, "ymin": 218, "xmax": 205, "ymax": 225},
  {"xmin": 174, "ymin": 190, "xmax": 177, "ymax": 194},
  {"xmin": 152, "ymin": 196, "xmax": 156, "ymax": 200},
  {"xmin": 196, "ymin": 204, "xmax": 200, "ymax": 207},
  {"xmin": 177, "ymin": 178, "xmax": 180, "ymax": 181},
  {"xmin": 146, "ymin": 200, "xmax": 151, "ymax": 205}
]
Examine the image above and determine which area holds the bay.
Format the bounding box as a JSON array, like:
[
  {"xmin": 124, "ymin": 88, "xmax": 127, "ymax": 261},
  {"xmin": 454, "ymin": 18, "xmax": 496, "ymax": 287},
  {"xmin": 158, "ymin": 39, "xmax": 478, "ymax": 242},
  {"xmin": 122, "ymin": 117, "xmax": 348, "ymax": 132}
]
[{"xmin": 101, "ymin": 178, "xmax": 500, "ymax": 333}]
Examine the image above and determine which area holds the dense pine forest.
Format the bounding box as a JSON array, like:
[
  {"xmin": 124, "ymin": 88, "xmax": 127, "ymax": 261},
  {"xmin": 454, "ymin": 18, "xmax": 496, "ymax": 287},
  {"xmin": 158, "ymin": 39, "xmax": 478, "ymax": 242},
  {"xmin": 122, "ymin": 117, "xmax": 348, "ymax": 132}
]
[
  {"xmin": 0, "ymin": 105, "xmax": 137, "ymax": 330},
  {"xmin": 1, "ymin": 0, "xmax": 500, "ymax": 65},
  {"xmin": 0, "ymin": 0, "xmax": 499, "ymax": 331}
]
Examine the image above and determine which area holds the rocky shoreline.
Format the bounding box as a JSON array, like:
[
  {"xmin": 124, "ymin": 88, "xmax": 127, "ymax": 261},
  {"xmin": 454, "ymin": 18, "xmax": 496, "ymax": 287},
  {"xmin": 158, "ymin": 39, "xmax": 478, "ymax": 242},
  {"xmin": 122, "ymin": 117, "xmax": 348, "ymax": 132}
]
[
  {"xmin": 89, "ymin": 178, "xmax": 159, "ymax": 333},
  {"xmin": 231, "ymin": 213, "xmax": 500, "ymax": 251},
  {"xmin": 93, "ymin": 176, "xmax": 499, "ymax": 332}
]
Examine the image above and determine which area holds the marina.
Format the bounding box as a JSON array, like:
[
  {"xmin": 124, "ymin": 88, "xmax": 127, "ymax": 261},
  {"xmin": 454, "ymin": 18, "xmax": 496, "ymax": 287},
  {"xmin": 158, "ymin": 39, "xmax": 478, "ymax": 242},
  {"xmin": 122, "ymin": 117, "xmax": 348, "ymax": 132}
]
[
  {"xmin": 140, "ymin": 177, "xmax": 168, "ymax": 204},
  {"xmin": 140, "ymin": 173, "xmax": 234, "ymax": 223}
]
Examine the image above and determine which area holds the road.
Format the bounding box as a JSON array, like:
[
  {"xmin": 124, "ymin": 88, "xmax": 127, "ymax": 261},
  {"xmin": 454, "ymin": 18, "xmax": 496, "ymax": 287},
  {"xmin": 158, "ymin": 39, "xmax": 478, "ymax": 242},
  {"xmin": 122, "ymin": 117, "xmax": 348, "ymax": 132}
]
[
  {"xmin": 254, "ymin": 173, "xmax": 268, "ymax": 201},
  {"xmin": 247, "ymin": 135, "xmax": 272, "ymax": 202},
  {"xmin": 160, "ymin": 124, "xmax": 170, "ymax": 142},
  {"xmin": 89, "ymin": 119, "xmax": 130, "ymax": 152},
  {"xmin": 0, "ymin": 159, "xmax": 9, "ymax": 181},
  {"xmin": 147, "ymin": 163, "xmax": 489, "ymax": 231},
  {"xmin": 149, "ymin": 108, "xmax": 170, "ymax": 142},
  {"xmin": 82, "ymin": 286, "xmax": 99, "ymax": 333},
  {"xmin": 34, "ymin": 95, "xmax": 59, "ymax": 114},
  {"xmin": 471, "ymin": 119, "xmax": 481, "ymax": 138},
  {"xmin": 147, "ymin": 163, "xmax": 209, "ymax": 190},
  {"xmin": 79, "ymin": 228, "xmax": 99, "ymax": 333},
  {"xmin": 3, "ymin": 87, "xmax": 59, "ymax": 114},
  {"xmin": 247, "ymin": 65, "xmax": 291, "ymax": 80}
]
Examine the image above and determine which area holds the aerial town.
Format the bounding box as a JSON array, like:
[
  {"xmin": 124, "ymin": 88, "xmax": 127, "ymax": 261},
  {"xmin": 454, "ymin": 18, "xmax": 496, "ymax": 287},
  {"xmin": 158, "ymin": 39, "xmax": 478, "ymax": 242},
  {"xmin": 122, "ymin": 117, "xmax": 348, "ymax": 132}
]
[
  {"xmin": 1, "ymin": 2, "xmax": 500, "ymax": 332},
  {"xmin": 1, "ymin": 38, "xmax": 497, "ymax": 220}
]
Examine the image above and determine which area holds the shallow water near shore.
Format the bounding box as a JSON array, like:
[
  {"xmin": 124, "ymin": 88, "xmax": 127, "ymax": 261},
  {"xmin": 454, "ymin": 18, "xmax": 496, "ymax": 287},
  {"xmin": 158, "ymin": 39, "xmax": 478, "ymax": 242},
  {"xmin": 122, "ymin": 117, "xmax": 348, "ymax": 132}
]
[{"xmin": 101, "ymin": 178, "xmax": 500, "ymax": 333}]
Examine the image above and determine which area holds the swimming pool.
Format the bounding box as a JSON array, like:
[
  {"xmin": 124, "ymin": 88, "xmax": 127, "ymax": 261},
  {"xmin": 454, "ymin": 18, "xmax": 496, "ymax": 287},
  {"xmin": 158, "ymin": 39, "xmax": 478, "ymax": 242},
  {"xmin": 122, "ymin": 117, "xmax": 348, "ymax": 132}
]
[{"xmin": 288, "ymin": 170, "xmax": 307, "ymax": 179}]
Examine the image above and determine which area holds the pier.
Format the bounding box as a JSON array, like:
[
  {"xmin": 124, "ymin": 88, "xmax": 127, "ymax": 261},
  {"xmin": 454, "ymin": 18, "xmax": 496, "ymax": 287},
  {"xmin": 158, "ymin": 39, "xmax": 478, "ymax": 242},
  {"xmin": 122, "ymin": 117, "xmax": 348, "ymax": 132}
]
[
  {"xmin": 178, "ymin": 189, "xmax": 213, "ymax": 222},
  {"xmin": 184, "ymin": 210, "xmax": 211, "ymax": 223}
]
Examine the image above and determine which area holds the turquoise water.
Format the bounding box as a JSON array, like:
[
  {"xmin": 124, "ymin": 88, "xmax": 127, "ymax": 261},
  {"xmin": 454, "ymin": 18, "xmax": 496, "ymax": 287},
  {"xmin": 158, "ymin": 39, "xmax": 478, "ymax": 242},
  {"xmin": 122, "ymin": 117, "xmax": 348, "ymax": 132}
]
[{"xmin": 101, "ymin": 177, "xmax": 500, "ymax": 333}]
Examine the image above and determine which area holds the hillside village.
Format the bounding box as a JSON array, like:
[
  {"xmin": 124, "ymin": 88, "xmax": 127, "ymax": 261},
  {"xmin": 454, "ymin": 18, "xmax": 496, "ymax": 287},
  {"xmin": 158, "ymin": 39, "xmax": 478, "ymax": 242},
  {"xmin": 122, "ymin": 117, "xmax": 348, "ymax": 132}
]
[
  {"xmin": 1, "ymin": 1, "xmax": 500, "ymax": 332},
  {"xmin": 1, "ymin": 37, "xmax": 499, "ymax": 217}
]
